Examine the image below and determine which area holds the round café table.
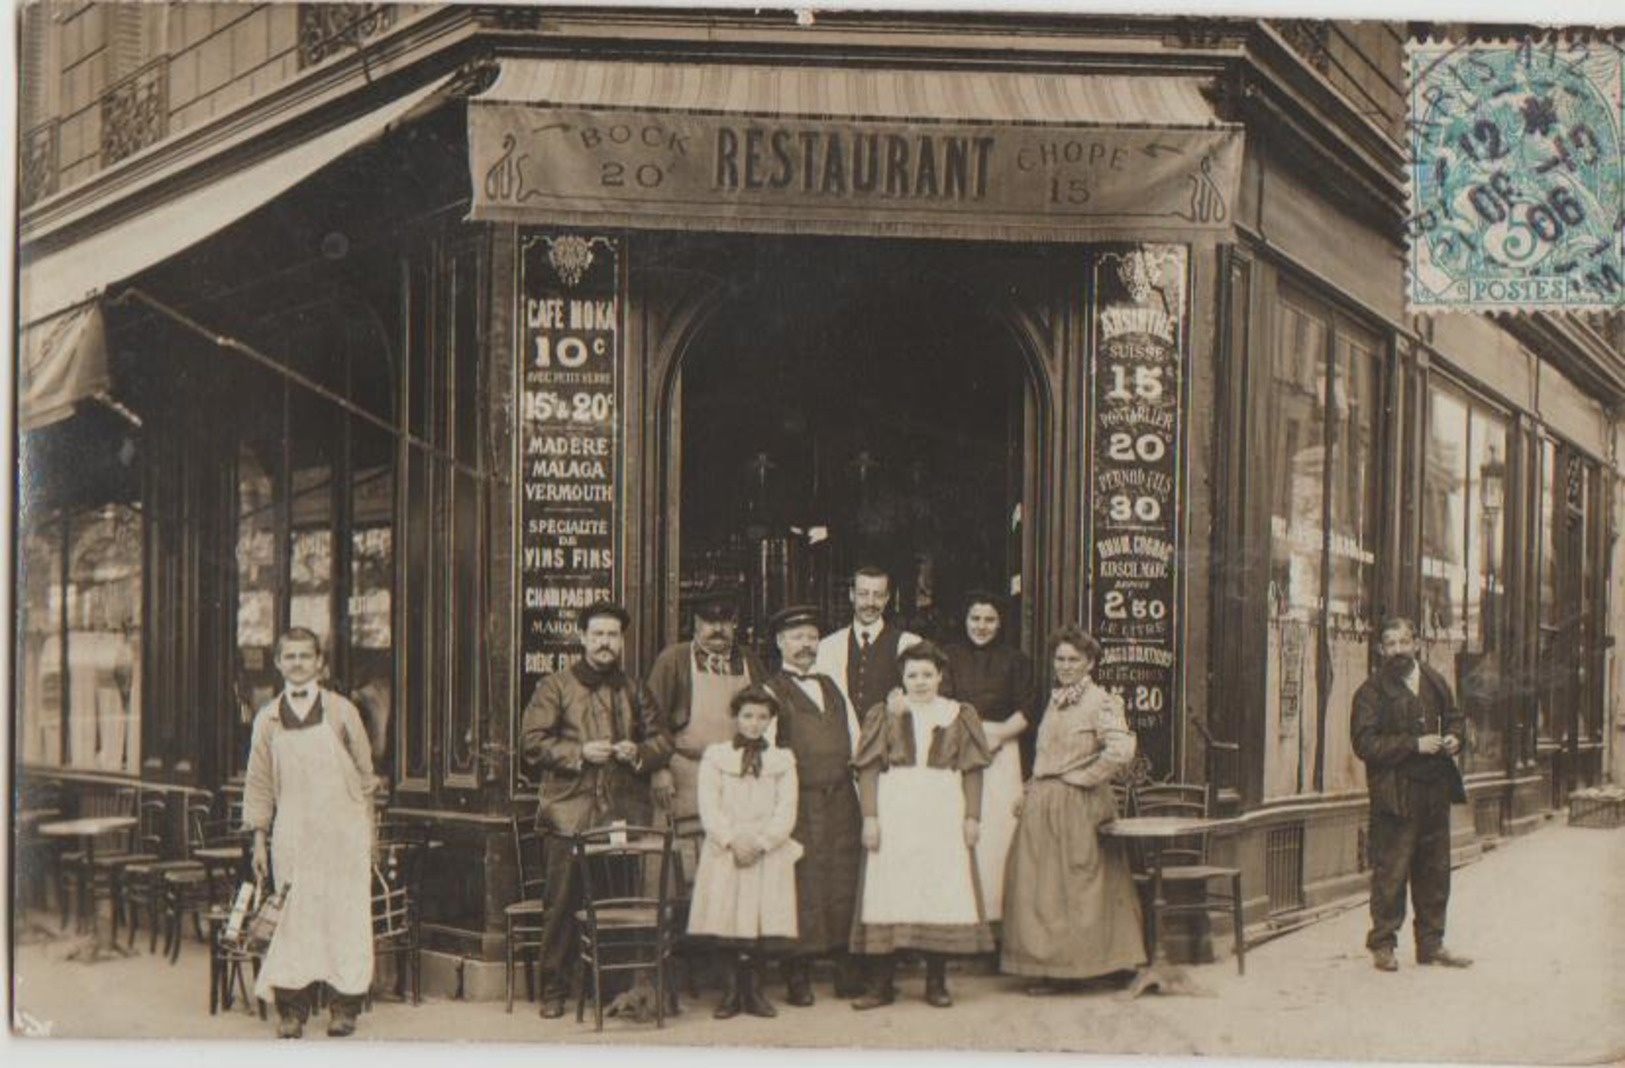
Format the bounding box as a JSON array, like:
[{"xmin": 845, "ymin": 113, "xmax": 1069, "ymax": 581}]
[
  {"xmin": 1100, "ymin": 814, "xmax": 1238, "ymax": 997},
  {"xmin": 37, "ymin": 815, "xmax": 139, "ymax": 963}
]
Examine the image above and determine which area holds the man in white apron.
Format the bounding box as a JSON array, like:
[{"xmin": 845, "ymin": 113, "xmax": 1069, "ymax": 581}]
[
  {"xmin": 646, "ymin": 594, "xmax": 767, "ymax": 886},
  {"xmin": 245, "ymin": 628, "xmax": 377, "ymax": 1039}
]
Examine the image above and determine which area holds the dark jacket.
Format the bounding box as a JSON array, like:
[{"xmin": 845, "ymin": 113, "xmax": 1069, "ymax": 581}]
[
  {"xmin": 645, "ymin": 641, "xmax": 768, "ymax": 734},
  {"xmin": 1350, "ymin": 661, "xmax": 1467, "ymax": 817},
  {"xmin": 521, "ymin": 662, "xmax": 674, "ymax": 834}
]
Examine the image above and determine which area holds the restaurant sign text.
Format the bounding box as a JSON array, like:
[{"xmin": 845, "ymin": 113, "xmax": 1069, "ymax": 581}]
[{"xmin": 469, "ymin": 107, "xmax": 1241, "ymax": 241}]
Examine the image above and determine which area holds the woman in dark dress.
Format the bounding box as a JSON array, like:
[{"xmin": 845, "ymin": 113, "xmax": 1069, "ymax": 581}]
[{"xmin": 943, "ymin": 592, "xmax": 1036, "ymax": 927}]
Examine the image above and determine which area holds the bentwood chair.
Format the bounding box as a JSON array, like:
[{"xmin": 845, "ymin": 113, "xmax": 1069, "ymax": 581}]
[
  {"xmin": 60, "ymin": 787, "xmax": 163, "ymax": 938},
  {"xmin": 571, "ymin": 824, "xmax": 676, "ymax": 1031},
  {"xmin": 1131, "ymin": 783, "xmax": 1246, "ymax": 975},
  {"xmin": 372, "ymin": 821, "xmax": 429, "ymax": 1005},
  {"xmin": 505, "ymin": 814, "xmax": 550, "ymax": 1012},
  {"xmin": 122, "ymin": 794, "xmax": 214, "ymax": 952}
]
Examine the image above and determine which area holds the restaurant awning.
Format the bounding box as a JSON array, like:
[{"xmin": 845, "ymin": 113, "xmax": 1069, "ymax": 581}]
[
  {"xmin": 18, "ymin": 303, "xmax": 109, "ymax": 432},
  {"xmin": 19, "ymin": 72, "xmax": 456, "ymax": 331},
  {"xmin": 467, "ymin": 59, "xmax": 1242, "ymax": 243}
]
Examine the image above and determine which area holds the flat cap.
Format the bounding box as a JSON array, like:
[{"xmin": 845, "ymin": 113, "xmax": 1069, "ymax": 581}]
[{"xmin": 768, "ymin": 604, "xmax": 821, "ymax": 635}]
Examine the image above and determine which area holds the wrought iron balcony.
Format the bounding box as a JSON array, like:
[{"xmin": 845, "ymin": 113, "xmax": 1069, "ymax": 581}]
[
  {"xmin": 100, "ymin": 59, "xmax": 169, "ymax": 168},
  {"xmin": 1272, "ymin": 19, "xmax": 1406, "ymax": 142},
  {"xmin": 298, "ymin": 3, "xmax": 400, "ymax": 68}
]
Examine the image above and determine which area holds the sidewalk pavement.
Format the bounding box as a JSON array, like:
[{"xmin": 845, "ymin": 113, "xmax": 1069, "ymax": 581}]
[{"xmin": 10, "ymin": 821, "xmax": 1625, "ymax": 1064}]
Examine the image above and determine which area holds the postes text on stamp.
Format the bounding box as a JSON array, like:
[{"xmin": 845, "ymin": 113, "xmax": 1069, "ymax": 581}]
[{"xmin": 1407, "ymin": 39, "xmax": 1623, "ymax": 310}]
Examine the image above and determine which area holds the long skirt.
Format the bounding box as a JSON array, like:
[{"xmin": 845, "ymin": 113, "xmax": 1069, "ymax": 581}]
[{"xmin": 1001, "ymin": 778, "xmax": 1146, "ymax": 979}]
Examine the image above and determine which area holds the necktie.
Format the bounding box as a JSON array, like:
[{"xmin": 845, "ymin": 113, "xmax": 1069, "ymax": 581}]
[{"xmin": 704, "ymin": 652, "xmax": 731, "ymax": 675}]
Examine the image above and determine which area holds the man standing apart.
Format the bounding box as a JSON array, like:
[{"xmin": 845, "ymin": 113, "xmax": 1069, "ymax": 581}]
[
  {"xmin": 646, "ymin": 594, "xmax": 768, "ymax": 884},
  {"xmin": 763, "ymin": 606, "xmax": 865, "ymax": 1005},
  {"xmin": 246, "ymin": 628, "xmax": 375, "ymax": 1039},
  {"xmin": 522, "ymin": 601, "xmax": 674, "ymax": 1017},
  {"xmin": 815, "ymin": 566, "xmax": 920, "ymax": 747},
  {"xmin": 1351, "ymin": 616, "xmax": 1472, "ymax": 973}
]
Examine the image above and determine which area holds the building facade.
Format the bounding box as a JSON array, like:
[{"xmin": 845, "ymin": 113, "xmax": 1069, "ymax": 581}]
[{"xmin": 15, "ymin": 4, "xmax": 1624, "ymax": 994}]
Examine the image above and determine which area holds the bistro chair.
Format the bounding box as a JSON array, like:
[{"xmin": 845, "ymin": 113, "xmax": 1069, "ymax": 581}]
[
  {"xmin": 571, "ymin": 823, "xmax": 676, "ymax": 1032},
  {"xmin": 164, "ymin": 813, "xmax": 249, "ymax": 963},
  {"xmin": 60, "ymin": 787, "xmax": 163, "ymax": 938},
  {"xmin": 1131, "ymin": 782, "xmax": 1246, "ymax": 976},
  {"xmin": 371, "ymin": 820, "xmax": 429, "ymax": 1005},
  {"xmin": 122, "ymin": 793, "xmax": 215, "ymax": 953},
  {"xmin": 505, "ymin": 813, "xmax": 550, "ymax": 1012}
]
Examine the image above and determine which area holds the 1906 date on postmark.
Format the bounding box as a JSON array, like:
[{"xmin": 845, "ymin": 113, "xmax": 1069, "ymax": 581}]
[{"xmin": 1407, "ymin": 39, "xmax": 1623, "ymax": 310}]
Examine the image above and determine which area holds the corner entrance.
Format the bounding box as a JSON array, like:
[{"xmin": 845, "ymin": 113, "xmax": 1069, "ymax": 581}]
[{"xmin": 668, "ymin": 239, "xmax": 1037, "ymax": 650}]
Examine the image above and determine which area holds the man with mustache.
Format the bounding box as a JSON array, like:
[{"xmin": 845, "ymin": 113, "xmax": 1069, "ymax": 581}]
[
  {"xmin": 646, "ymin": 593, "xmax": 768, "ymax": 887},
  {"xmin": 1351, "ymin": 616, "xmax": 1472, "ymax": 973},
  {"xmin": 521, "ymin": 601, "xmax": 674, "ymax": 1018},
  {"xmin": 763, "ymin": 605, "xmax": 865, "ymax": 1006}
]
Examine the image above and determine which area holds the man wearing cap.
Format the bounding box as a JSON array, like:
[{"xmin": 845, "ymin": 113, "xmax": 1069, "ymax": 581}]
[
  {"xmin": 646, "ymin": 594, "xmax": 769, "ymax": 886},
  {"xmin": 815, "ymin": 565, "xmax": 921, "ymax": 747},
  {"xmin": 765, "ymin": 605, "xmax": 865, "ymax": 1006},
  {"xmin": 520, "ymin": 601, "xmax": 674, "ymax": 1018}
]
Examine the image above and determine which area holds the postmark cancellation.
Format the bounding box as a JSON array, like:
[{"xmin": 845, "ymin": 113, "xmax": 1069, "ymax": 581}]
[{"xmin": 1406, "ymin": 37, "xmax": 1624, "ymax": 310}]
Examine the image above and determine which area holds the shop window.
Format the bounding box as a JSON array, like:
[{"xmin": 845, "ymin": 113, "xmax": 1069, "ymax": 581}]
[
  {"xmin": 18, "ymin": 501, "xmax": 144, "ymax": 776},
  {"xmin": 1263, "ymin": 288, "xmax": 1385, "ymax": 799},
  {"xmin": 1419, "ymin": 381, "xmax": 1510, "ymax": 775},
  {"xmin": 233, "ymin": 441, "xmax": 281, "ymax": 773},
  {"xmin": 1537, "ymin": 445, "xmax": 1604, "ymax": 754},
  {"xmin": 18, "ymin": 518, "xmax": 66, "ymax": 767},
  {"xmin": 348, "ymin": 421, "xmax": 396, "ymax": 778},
  {"xmin": 64, "ymin": 505, "xmax": 143, "ymax": 773}
]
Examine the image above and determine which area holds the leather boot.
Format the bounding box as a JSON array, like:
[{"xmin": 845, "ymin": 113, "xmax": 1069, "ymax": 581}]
[
  {"xmin": 273, "ymin": 987, "xmax": 309, "ymax": 1039},
  {"xmin": 742, "ymin": 955, "xmax": 778, "ymax": 1018},
  {"xmin": 538, "ymin": 974, "xmax": 569, "ymax": 1019},
  {"xmin": 713, "ymin": 958, "xmax": 742, "ymax": 1019},
  {"xmin": 924, "ymin": 955, "xmax": 953, "ymax": 1008},
  {"xmin": 851, "ymin": 955, "xmax": 896, "ymax": 1010},
  {"xmin": 326, "ymin": 993, "xmax": 361, "ymax": 1037},
  {"xmin": 784, "ymin": 958, "xmax": 815, "ymax": 1007}
]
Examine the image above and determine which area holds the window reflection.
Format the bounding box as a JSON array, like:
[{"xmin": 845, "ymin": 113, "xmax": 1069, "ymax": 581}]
[
  {"xmin": 65, "ymin": 505, "xmax": 143, "ymax": 773},
  {"xmin": 1419, "ymin": 383, "xmax": 1509, "ymax": 775},
  {"xmin": 19, "ymin": 519, "xmax": 65, "ymax": 766},
  {"xmin": 1265, "ymin": 297, "xmax": 1328, "ymax": 799}
]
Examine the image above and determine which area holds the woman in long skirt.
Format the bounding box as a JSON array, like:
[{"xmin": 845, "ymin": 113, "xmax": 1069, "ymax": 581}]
[
  {"xmin": 850, "ymin": 641, "xmax": 993, "ymax": 1009},
  {"xmin": 1001, "ymin": 626, "xmax": 1145, "ymax": 993},
  {"xmin": 944, "ymin": 591, "xmax": 1036, "ymax": 927}
]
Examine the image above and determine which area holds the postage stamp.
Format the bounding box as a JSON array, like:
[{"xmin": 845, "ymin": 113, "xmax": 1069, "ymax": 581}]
[{"xmin": 1406, "ymin": 38, "xmax": 1624, "ymax": 310}]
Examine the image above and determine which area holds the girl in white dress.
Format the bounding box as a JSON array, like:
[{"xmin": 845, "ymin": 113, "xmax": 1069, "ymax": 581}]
[
  {"xmin": 688, "ymin": 685, "xmax": 802, "ymax": 1019},
  {"xmin": 850, "ymin": 641, "xmax": 993, "ymax": 1009}
]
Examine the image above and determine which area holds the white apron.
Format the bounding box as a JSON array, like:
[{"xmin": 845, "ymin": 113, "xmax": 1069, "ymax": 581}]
[
  {"xmin": 975, "ymin": 742, "xmax": 1022, "ymax": 922},
  {"xmin": 255, "ymin": 714, "xmax": 374, "ymax": 998},
  {"xmin": 861, "ymin": 698, "xmax": 981, "ymax": 926},
  {"xmin": 672, "ymin": 667, "xmax": 751, "ymax": 822}
]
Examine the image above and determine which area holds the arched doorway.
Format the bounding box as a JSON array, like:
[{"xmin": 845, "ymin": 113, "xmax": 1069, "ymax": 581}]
[{"xmin": 664, "ymin": 238, "xmax": 1044, "ymax": 655}]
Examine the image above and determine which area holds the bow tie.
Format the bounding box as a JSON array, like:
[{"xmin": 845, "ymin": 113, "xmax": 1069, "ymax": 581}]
[
  {"xmin": 787, "ymin": 671, "xmax": 817, "ymax": 682},
  {"xmin": 289, "ymin": 689, "xmax": 310, "ymax": 700},
  {"xmin": 733, "ymin": 734, "xmax": 767, "ymax": 777}
]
